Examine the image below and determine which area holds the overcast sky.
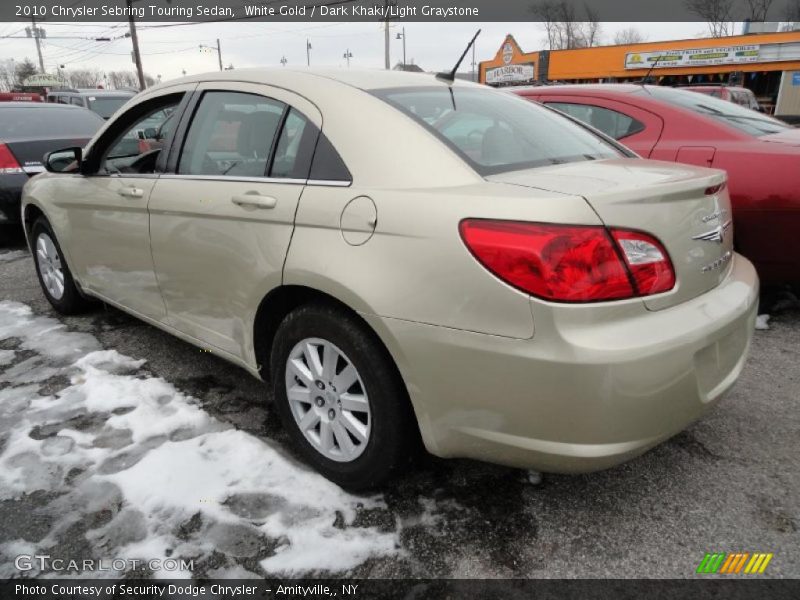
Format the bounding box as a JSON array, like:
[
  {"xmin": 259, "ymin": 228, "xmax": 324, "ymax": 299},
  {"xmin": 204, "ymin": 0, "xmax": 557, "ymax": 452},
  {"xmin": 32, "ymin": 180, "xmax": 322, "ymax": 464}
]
[{"xmin": 0, "ymin": 21, "xmax": 728, "ymax": 82}]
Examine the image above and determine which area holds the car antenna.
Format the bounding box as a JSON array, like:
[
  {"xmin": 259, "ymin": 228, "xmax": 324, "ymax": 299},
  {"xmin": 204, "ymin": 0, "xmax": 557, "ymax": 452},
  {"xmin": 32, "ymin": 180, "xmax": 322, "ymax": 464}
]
[
  {"xmin": 436, "ymin": 28, "xmax": 481, "ymax": 84},
  {"xmin": 640, "ymin": 52, "xmax": 663, "ymax": 88}
]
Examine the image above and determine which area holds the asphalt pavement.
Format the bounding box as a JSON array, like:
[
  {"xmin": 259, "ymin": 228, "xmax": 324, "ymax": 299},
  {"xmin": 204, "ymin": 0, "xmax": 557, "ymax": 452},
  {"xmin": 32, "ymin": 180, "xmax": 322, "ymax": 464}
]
[{"xmin": 0, "ymin": 230, "xmax": 797, "ymax": 579}]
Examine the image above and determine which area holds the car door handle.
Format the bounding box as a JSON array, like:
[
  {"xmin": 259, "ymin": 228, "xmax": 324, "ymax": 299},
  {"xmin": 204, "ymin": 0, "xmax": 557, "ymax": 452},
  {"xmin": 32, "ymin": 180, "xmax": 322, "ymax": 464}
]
[
  {"xmin": 117, "ymin": 186, "xmax": 144, "ymax": 199},
  {"xmin": 230, "ymin": 193, "xmax": 278, "ymax": 210}
]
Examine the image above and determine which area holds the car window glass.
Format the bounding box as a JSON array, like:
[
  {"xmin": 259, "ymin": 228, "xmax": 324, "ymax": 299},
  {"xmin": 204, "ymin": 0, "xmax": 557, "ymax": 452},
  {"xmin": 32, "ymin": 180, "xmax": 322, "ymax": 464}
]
[
  {"xmin": 179, "ymin": 91, "xmax": 285, "ymax": 178},
  {"xmin": 377, "ymin": 87, "xmax": 621, "ymax": 175},
  {"xmin": 0, "ymin": 107, "xmax": 103, "ymax": 137},
  {"xmin": 70, "ymin": 97, "xmax": 84, "ymax": 107},
  {"xmin": 547, "ymin": 102, "xmax": 645, "ymax": 140},
  {"xmin": 270, "ymin": 109, "xmax": 310, "ymax": 178},
  {"xmin": 641, "ymin": 86, "xmax": 790, "ymax": 136},
  {"xmin": 309, "ymin": 132, "xmax": 351, "ymax": 182},
  {"xmin": 102, "ymin": 103, "xmax": 179, "ymax": 174},
  {"xmin": 88, "ymin": 96, "xmax": 131, "ymax": 119}
]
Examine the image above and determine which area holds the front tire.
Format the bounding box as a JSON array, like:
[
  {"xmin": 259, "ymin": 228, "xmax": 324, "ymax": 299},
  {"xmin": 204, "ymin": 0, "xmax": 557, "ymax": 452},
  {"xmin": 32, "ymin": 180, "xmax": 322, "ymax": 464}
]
[
  {"xmin": 270, "ymin": 303, "xmax": 416, "ymax": 490},
  {"xmin": 31, "ymin": 217, "xmax": 93, "ymax": 315}
]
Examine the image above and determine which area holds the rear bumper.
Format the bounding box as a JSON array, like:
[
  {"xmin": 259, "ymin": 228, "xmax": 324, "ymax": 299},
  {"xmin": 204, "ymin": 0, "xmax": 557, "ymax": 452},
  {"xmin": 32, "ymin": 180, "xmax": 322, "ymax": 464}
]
[
  {"xmin": 0, "ymin": 174, "xmax": 26, "ymax": 225},
  {"xmin": 369, "ymin": 254, "xmax": 759, "ymax": 473}
]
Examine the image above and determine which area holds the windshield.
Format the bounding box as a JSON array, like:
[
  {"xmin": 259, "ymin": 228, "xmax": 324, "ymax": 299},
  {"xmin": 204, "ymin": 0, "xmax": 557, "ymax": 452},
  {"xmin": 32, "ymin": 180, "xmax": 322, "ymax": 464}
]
[
  {"xmin": 87, "ymin": 96, "xmax": 131, "ymax": 119},
  {"xmin": 375, "ymin": 86, "xmax": 623, "ymax": 175},
  {"xmin": 642, "ymin": 86, "xmax": 790, "ymax": 137},
  {"xmin": 0, "ymin": 107, "xmax": 103, "ymax": 138}
]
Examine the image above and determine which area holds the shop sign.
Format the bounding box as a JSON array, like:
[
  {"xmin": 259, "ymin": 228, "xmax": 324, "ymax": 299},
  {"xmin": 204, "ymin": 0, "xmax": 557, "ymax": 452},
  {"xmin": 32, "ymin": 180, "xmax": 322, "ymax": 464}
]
[
  {"xmin": 502, "ymin": 42, "xmax": 514, "ymax": 64},
  {"xmin": 486, "ymin": 63, "xmax": 535, "ymax": 84},
  {"xmin": 792, "ymin": 72, "xmax": 800, "ymax": 86},
  {"xmin": 624, "ymin": 45, "xmax": 760, "ymax": 69}
]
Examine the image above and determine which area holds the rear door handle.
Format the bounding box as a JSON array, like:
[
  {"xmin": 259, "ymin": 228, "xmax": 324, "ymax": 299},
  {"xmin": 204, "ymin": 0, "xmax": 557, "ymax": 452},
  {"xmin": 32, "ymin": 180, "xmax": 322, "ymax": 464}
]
[
  {"xmin": 118, "ymin": 186, "xmax": 144, "ymax": 199},
  {"xmin": 231, "ymin": 193, "xmax": 278, "ymax": 210}
]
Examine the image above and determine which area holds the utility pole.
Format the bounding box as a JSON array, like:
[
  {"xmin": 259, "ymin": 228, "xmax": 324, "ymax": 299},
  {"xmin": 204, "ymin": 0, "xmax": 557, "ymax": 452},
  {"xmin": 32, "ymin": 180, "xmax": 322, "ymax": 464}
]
[
  {"xmin": 30, "ymin": 17, "xmax": 45, "ymax": 73},
  {"xmin": 384, "ymin": 19, "xmax": 390, "ymax": 69},
  {"xmin": 343, "ymin": 49, "xmax": 353, "ymax": 68},
  {"xmin": 306, "ymin": 39, "xmax": 312, "ymax": 67},
  {"xmin": 127, "ymin": 0, "xmax": 145, "ymax": 90},
  {"xmin": 216, "ymin": 38, "xmax": 223, "ymax": 71}
]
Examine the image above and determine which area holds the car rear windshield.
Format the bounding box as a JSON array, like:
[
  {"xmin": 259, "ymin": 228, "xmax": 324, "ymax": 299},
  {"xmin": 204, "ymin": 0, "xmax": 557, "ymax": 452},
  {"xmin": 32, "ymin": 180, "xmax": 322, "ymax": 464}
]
[
  {"xmin": 642, "ymin": 86, "xmax": 790, "ymax": 136},
  {"xmin": 87, "ymin": 96, "xmax": 131, "ymax": 119},
  {"xmin": 0, "ymin": 107, "xmax": 103, "ymax": 138},
  {"xmin": 374, "ymin": 86, "xmax": 623, "ymax": 175}
]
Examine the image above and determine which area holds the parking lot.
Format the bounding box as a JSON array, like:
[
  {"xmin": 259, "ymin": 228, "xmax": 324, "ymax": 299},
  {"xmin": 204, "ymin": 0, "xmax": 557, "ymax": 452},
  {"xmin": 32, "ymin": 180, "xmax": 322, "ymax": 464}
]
[{"xmin": 0, "ymin": 232, "xmax": 797, "ymax": 580}]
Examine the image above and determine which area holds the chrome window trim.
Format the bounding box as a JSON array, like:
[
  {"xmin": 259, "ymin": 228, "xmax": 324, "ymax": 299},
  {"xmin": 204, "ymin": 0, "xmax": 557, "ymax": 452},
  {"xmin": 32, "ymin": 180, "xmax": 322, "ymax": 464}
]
[{"xmin": 158, "ymin": 173, "xmax": 351, "ymax": 187}]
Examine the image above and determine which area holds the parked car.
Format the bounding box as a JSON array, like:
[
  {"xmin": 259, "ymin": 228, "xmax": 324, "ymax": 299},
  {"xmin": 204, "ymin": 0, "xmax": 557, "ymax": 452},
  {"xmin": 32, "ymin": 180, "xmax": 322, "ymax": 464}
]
[
  {"xmin": 514, "ymin": 84, "xmax": 800, "ymax": 285},
  {"xmin": 0, "ymin": 92, "xmax": 42, "ymax": 103},
  {"xmin": 47, "ymin": 88, "xmax": 137, "ymax": 119},
  {"xmin": 0, "ymin": 102, "xmax": 103, "ymax": 232},
  {"xmin": 680, "ymin": 84, "xmax": 762, "ymax": 112},
  {"xmin": 22, "ymin": 70, "xmax": 758, "ymax": 488}
]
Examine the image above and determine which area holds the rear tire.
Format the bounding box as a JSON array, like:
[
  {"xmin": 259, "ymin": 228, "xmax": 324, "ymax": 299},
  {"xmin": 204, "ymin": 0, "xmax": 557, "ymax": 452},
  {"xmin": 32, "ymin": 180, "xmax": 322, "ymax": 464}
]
[
  {"xmin": 270, "ymin": 302, "xmax": 416, "ymax": 490},
  {"xmin": 31, "ymin": 217, "xmax": 94, "ymax": 315}
]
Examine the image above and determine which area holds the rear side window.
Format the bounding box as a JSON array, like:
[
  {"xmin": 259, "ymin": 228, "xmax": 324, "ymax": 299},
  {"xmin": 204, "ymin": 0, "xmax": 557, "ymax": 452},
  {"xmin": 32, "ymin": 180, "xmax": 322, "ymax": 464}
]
[
  {"xmin": 309, "ymin": 133, "xmax": 351, "ymax": 182},
  {"xmin": 547, "ymin": 102, "xmax": 645, "ymax": 140},
  {"xmin": 0, "ymin": 107, "xmax": 103, "ymax": 138},
  {"xmin": 270, "ymin": 109, "xmax": 317, "ymax": 179},
  {"xmin": 179, "ymin": 91, "xmax": 285, "ymax": 178},
  {"xmin": 375, "ymin": 87, "xmax": 621, "ymax": 176}
]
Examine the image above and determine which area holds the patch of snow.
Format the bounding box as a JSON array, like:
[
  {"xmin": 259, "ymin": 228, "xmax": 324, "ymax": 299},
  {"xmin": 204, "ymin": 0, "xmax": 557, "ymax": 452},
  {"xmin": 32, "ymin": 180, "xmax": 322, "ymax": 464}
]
[
  {"xmin": 755, "ymin": 314, "xmax": 770, "ymax": 330},
  {"xmin": 0, "ymin": 250, "xmax": 28, "ymax": 263},
  {"xmin": 0, "ymin": 349, "xmax": 14, "ymax": 366},
  {"xmin": 0, "ymin": 300, "xmax": 400, "ymax": 577},
  {"xmin": 526, "ymin": 470, "xmax": 542, "ymax": 485}
]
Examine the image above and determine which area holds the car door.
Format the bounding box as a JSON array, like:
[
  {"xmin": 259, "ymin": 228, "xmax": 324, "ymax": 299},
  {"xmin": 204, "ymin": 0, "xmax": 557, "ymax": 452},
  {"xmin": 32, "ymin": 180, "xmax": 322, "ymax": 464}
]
[
  {"xmin": 57, "ymin": 85, "xmax": 193, "ymax": 320},
  {"xmin": 538, "ymin": 95, "xmax": 664, "ymax": 157},
  {"xmin": 147, "ymin": 83, "xmax": 322, "ymax": 362}
]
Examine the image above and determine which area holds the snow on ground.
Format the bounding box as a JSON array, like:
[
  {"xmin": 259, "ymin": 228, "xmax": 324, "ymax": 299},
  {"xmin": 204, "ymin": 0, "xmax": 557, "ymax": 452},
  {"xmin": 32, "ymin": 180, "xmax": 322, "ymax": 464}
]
[
  {"xmin": 756, "ymin": 314, "xmax": 771, "ymax": 330},
  {"xmin": 0, "ymin": 301, "xmax": 400, "ymax": 578},
  {"xmin": 0, "ymin": 249, "xmax": 28, "ymax": 263}
]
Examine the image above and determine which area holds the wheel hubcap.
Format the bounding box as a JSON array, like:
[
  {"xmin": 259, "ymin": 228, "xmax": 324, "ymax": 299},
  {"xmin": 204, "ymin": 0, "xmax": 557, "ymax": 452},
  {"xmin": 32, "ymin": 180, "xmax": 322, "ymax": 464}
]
[
  {"xmin": 285, "ymin": 337, "xmax": 371, "ymax": 463},
  {"xmin": 36, "ymin": 233, "xmax": 65, "ymax": 300}
]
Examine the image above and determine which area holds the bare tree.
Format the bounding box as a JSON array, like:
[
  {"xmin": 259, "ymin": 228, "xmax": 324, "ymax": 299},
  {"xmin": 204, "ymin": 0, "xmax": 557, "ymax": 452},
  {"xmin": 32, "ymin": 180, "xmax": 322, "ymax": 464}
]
[
  {"xmin": 530, "ymin": 1, "xmax": 603, "ymax": 49},
  {"xmin": 0, "ymin": 60, "xmax": 18, "ymax": 91},
  {"xmin": 107, "ymin": 70, "xmax": 139, "ymax": 90},
  {"xmin": 65, "ymin": 69, "xmax": 103, "ymax": 88},
  {"xmin": 684, "ymin": 0, "xmax": 736, "ymax": 36},
  {"xmin": 143, "ymin": 73, "xmax": 157, "ymax": 87},
  {"xmin": 15, "ymin": 58, "xmax": 38, "ymax": 88},
  {"xmin": 744, "ymin": 0, "xmax": 774, "ymax": 20},
  {"xmin": 613, "ymin": 27, "xmax": 648, "ymax": 45}
]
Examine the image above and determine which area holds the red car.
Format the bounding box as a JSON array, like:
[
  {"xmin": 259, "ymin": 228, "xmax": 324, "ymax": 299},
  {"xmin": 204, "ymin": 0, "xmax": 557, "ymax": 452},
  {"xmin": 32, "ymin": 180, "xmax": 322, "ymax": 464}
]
[{"xmin": 513, "ymin": 84, "xmax": 800, "ymax": 285}]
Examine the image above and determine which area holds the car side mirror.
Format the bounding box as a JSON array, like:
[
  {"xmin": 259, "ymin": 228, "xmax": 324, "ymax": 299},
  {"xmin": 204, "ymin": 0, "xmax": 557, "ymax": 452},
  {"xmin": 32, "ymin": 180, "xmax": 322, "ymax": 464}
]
[{"xmin": 44, "ymin": 147, "xmax": 83, "ymax": 174}]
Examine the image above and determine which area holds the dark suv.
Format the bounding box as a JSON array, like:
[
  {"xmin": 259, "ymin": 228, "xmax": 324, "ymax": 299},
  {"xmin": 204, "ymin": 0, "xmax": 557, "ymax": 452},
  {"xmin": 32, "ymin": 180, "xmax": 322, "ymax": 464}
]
[{"xmin": 46, "ymin": 88, "xmax": 136, "ymax": 119}]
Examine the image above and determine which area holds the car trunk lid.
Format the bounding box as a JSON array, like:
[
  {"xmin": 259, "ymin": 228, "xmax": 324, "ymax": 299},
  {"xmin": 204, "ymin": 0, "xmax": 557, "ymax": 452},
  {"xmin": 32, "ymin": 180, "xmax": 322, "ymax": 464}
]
[
  {"xmin": 3, "ymin": 136, "xmax": 91, "ymax": 175},
  {"xmin": 487, "ymin": 158, "xmax": 733, "ymax": 310}
]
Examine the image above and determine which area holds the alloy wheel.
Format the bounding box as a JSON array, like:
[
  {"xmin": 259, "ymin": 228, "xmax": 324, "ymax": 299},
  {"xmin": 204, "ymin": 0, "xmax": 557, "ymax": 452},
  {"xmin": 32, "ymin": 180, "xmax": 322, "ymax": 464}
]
[
  {"xmin": 36, "ymin": 233, "xmax": 65, "ymax": 300},
  {"xmin": 284, "ymin": 337, "xmax": 371, "ymax": 462}
]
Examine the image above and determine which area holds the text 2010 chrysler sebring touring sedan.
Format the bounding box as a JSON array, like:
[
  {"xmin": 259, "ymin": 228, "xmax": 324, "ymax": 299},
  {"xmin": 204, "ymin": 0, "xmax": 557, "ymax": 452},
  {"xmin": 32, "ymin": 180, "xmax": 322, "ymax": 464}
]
[{"xmin": 21, "ymin": 69, "xmax": 758, "ymax": 489}]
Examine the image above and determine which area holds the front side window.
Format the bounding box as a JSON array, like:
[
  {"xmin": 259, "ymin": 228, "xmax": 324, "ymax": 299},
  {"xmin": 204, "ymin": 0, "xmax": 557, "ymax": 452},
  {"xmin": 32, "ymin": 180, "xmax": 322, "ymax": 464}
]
[
  {"xmin": 642, "ymin": 86, "xmax": 789, "ymax": 136},
  {"xmin": 102, "ymin": 100, "xmax": 180, "ymax": 174},
  {"xmin": 547, "ymin": 102, "xmax": 645, "ymax": 140},
  {"xmin": 178, "ymin": 91, "xmax": 285, "ymax": 178},
  {"xmin": 375, "ymin": 87, "xmax": 622, "ymax": 175}
]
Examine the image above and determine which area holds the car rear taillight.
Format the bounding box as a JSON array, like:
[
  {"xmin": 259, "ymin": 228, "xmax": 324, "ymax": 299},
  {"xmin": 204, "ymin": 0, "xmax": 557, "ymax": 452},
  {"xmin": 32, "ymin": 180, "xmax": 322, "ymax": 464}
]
[
  {"xmin": 459, "ymin": 219, "xmax": 675, "ymax": 303},
  {"xmin": 0, "ymin": 144, "xmax": 23, "ymax": 174},
  {"xmin": 704, "ymin": 182, "xmax": 726, "ymax": 195},
  {"xmin": 611, "ymin": 229, "xmax": 675, "ymax": 296}
]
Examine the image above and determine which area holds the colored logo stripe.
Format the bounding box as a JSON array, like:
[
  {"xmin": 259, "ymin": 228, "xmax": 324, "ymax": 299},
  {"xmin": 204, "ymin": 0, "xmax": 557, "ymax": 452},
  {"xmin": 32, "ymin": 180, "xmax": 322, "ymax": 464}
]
[{"xmin": 697, "ymin": 553, "xmax": 773, "ymax": 574}]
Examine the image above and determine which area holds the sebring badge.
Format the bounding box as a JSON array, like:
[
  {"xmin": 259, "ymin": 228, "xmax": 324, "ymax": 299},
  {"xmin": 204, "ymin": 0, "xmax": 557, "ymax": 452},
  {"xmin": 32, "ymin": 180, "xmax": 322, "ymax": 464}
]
[{"xmin": 692, "ymin": 219, "xmax": 732, "ymax": 244}]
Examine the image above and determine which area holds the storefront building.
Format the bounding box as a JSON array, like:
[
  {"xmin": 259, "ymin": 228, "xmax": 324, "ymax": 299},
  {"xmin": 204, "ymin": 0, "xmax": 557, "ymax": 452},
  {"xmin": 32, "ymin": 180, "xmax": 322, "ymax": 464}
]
[{"xmin": 480, "ymin": 31, "xmax": 800, "ymax": 121}]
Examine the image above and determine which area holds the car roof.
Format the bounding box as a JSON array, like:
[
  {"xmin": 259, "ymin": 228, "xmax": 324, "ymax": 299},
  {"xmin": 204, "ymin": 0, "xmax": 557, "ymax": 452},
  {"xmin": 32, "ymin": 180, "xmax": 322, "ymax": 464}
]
[
  {"xmin": 0, "ymin": 102, "xmax": 92, "ymax": 109},
  {"xmin": 152, "ymin": 67, "xmax": 480, "ymax": 92},
  {"xmin": 514, "ymin": 83, "xmax": 649, "ymax": 95}
]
